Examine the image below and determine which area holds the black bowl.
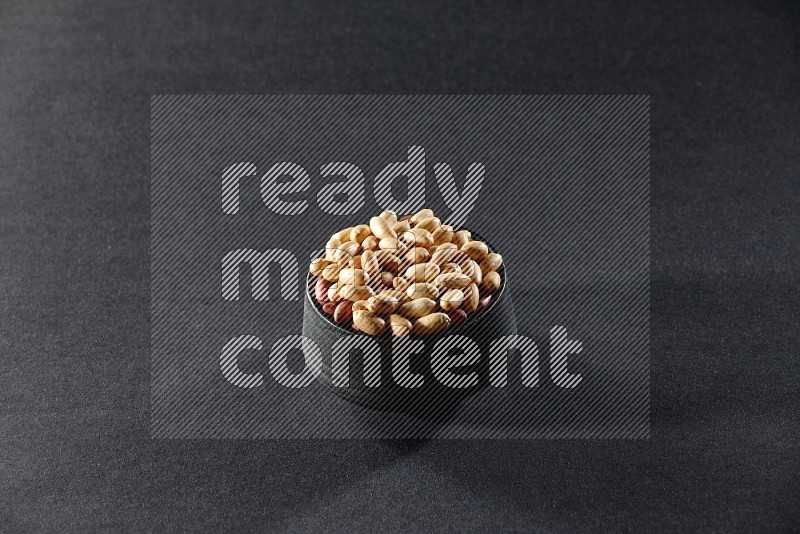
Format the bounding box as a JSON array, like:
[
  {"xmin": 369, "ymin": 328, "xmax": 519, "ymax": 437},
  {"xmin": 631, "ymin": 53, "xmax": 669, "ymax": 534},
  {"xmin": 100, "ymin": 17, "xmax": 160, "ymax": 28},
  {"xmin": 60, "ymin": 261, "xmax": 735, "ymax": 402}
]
[{"xmin": 302, "ymin": 237, "xmax": 516, "ymax": 419}]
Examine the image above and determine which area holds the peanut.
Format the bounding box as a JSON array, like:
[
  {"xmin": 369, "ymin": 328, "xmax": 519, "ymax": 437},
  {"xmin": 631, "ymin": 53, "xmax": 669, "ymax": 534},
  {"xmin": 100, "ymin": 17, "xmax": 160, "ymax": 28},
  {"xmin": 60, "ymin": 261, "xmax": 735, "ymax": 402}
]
[
  {"xmin": 389, "ymin": 314, "xmax": 412, "ymax": 338},
  {"xmin": 349, "ymin": 224, "xmax": 372, "ymax": 243},
  {"xmin": 439, "ymin": 288, "xmax": 464, "ymax": 312},
  {"xmin": 410, "ymin": 208, "xmax": 434, "ymax": 224},
  {"xmin": 333, "ymin": 300, "xmax": 353, "ymax": 324},
  {"xmin": 369, "ymin": 216, "xmax": 396, "ymax": 240},
  {"xmin": 461, "ymin": 240, "xmax": 489, "ymax": 261},
  {"xmin": 433, "ymin": 272, "xmax": 471, "ymax": 289},
  {"xmin": 397, "ymin": 298, "xmax": 437, "ymax": 318},
  {"xmin": 309, "ymin": 257, "xmax": 330, "ymax": 277},
  {"xmin": 452, "ymin": 229, "xmax": 471, "ymax": 248},
  {"xmin": 483, "ymin": 271, "xmax": 501, "ymax": 293},
  {"xmin": 353, "ymin": 310, "xmax": 386, "ymax": 336},
  {"xmin": 412, "ymin": 312, "xmax": 451, "ymax": 335},
  {"xmin": 479, "ymin": 253, "xmax": 503, "ymax": 275},
  {"xmin": 407, "ymin": 282, "xmax": 439, "ymax": 300}
]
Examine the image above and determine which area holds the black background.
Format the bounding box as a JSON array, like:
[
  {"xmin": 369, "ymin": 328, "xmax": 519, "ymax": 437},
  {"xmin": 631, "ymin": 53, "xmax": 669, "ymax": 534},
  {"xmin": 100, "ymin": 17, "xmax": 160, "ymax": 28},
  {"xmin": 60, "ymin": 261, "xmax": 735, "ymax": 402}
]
[{"xmin": 1, "ymin": 0, "xmax": 798, "ymax": 531}]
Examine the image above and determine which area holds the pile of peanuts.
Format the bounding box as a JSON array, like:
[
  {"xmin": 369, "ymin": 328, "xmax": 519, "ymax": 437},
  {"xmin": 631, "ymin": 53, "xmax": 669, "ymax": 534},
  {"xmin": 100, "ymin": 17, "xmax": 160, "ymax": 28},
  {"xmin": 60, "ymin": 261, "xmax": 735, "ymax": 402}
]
[{"xmin": 308, "ymin": 209, "xmax": 504, "ymax": 337}]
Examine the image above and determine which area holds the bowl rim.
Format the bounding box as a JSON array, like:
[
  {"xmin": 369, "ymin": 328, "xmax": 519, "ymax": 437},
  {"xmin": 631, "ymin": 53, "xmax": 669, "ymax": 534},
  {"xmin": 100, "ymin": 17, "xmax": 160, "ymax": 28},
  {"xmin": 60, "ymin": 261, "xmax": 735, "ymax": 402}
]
[{"xmin": 304, "ymin": 230, "xmax": 509, "ymax": 338}]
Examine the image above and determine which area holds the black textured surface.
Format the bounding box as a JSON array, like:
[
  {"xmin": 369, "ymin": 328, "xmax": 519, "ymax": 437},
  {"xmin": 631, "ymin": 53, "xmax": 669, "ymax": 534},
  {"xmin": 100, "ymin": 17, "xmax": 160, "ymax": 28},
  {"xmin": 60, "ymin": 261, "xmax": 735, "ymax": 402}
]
[{"xmin": 1, "ymin": 0, "xmax": 798, "ymax": 532}]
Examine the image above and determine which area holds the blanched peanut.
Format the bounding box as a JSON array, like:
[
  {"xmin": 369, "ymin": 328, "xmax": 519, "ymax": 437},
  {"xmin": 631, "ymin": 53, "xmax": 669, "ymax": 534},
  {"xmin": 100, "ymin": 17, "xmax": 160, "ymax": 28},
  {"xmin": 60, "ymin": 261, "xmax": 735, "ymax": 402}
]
[
  {"xmin": 393, "ymin": 276, "xmax": 412, "ymax": 292},
  {"xmin": 404, "ymin": 262, "xmax": 440, "ymax": 282},
  {"xmin": 404, "ymin": 247, "xmax": 430, "ymax": 265},
  {"xmin": 400, "ymin": 228, "xmax": 434, "ymax": 248},
  {"xmin": 335, "ymin": 241, "xmax": 361, "ymax": 264},
  {"xmin": 373, "ymin": 250, "xmax": 401, "ymax": 274},
  {"xmin": 321, "ymin": 262, "xmax": 343, "ymax": 282},
  {"xmin": 452, "ymin": 230, "xmax": 471, "ymax": 248},
  {"xmin": 479, "ymin": 253, "xmax": 503, "ymax": 275},
  {"xmin": 327, "ymin": 283, "xmax": 343, "ymax": 302},
  {"xmin": 407, "ymin": 282, "xmax": 439, "ymax": 300},
  {"xmin": 461, "ymin": 240, "xmax": 489, "ymax": 261},
  {"xmin": 309, "ymin": 257, "xmax": 329, "ymax": 276},
  {"xmin": 412, "ymin": 312, "xmax": 451, "ymax": 335},
  {"xmin": 362, "ymin": 235, "xmax": 379, "ymax": 250},
  {"xmin": 397, "ymin": 298, "xmax": 437, "ymax": 318},
  {"xmin": 439, "ymin": 288, "xmax": 464, "ymax": 312},
  {"xmin": 410, "ymin": 208, "xmax": 434, "ymax": 224},
  {"xmin": 353, "ymin": 310, "xmax": 386, "ymax": 336},
  {"xmin": 379, "ymin": 209, "xmax": 398, "ymax": 227},
  {"xmin": 338, "ymin": 268, "xmax": 368, "ymax": 287},
  {"xmin": 367, "ymin": 295, "xmax": 400, "ymax": 315},
  {"xmin": 393, "ymin": 220, "xmax": 411, "ymax": 234},
  {"xmin": 339, "ymin": 284, "xmax": 374, "ymax": 301},
  {"xmin": 352, "ymin": 300, "xmax": 369, "ymax": 312},
  {"xmin": 462, "ymin": 283, "xmax": 479, "ymax": 313},
  {"xmin": 433, "ymin": 272, "xmax": 471, "ymax": 289},
  {"xmin": 483, "ymin": 271, "xmax": 501, "ymax": 293},
  {"xmin": 432, "ymin": 224, "xmax": 454, "ymax": 245},
  {"xmin": 431, "ymin": 247, "xmax": 468, "ymax": 266},
  {"xmin": 389, "ymin": 314, "xmax": 412, "ymax": 338},
  {"xmin": 440, "ymin": 262, "xmax": 461, "ymax": 275},
  {"xmin": 334, "ymin": 227, "xmax": 353, "ymax": 243},
  {"xmin": 369, "ymin": 216, "xmax": 396, "ymax": 240},
  {"xmin": 350, "ymin": 224, "xmax": 372, "ymax": 243},
  {"xmin": 460, "ymin": 259, "xmax": 482, "ymax": 285},
  {"xmin": 415, "ymin": 216, "xmax": 441, "ymax": 233}
]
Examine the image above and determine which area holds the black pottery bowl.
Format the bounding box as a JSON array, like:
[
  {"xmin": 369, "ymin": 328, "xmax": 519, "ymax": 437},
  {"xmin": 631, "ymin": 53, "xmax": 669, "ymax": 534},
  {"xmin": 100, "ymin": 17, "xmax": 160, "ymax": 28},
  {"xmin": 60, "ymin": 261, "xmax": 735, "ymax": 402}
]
[{"xmin": 302, "ymin": 236, "xmax": 516, "ymax": 419}]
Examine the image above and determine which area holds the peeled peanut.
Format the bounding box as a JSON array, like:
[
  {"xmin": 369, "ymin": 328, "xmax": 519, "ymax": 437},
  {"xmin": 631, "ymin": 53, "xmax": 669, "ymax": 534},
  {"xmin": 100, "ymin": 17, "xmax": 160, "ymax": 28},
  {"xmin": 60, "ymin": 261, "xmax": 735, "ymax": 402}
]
[
  {"xmin": 362, "ymin": 235, "xmax": 379, "ymax": 250},
  {"xmin": 412, "ymin": 312, "xmax": 451, "ymax": 335},
  {"xmin": 432, "ymin": 224, "xmax": 454, "ymax": 246},
  {"xmin": 452, "ymin": 230, "xmax": 471, "ymax": 248},
  {"xmin": 460, "ymin": 259, "xmax": 482, "ymax": 285},
  {"xmin": 361, "ymin": 249, "xmax": 380, "ymax": 276},
  {"xmin": 334, "ymin": 227, "xmax": 353, "ymax": 243},
  {"xmin": 431, "ymin": 247, "xmax": 468, "ymax": 266},
  {"xmin": 339, "ymin": 284, "xmax": 374, "ymax": 301},
  {"xmin": 379, "ymin": 271, "xmax": 394, "ymax": 287},
  {"xmin": 440, "ymin": 262, "xmax": 461, "ymax": 275},
  {"xmin": 404, "ymin": 247, "xmax": 430, "ymax": 265},
  {"xmin": 462, "ymin": 283, "xmax": 480, "ymax": 313},
  {"xmin": 379, "ymin": 209, "xmax": 398, "ymax": 227},
  {"xmin": 350, "ymin": 224, "xmax": 372, "ymax": 243},
  {"xmin": 327, "ymin": 283, "xmax": 343, "ymax": 302},
  {"xmin": 353, "ymin": 310, "xmax": 386, "ymax": 336},
  {"xmin": 370, "ymin": 216, "xmax": 397, "ymax": 240},
  {"xmin": 393, "ymin": 220, "xmax": 411, "ymax": 234},
  {"xmin": 321, "ymin": 262, "xmax": 343, "ymax": 282},
  {"xmin": 407, "ymin": 282, "xmax": 439, "ymax": 300},
  {"xmin": 309, "ymin": 257, "xmax": 329, "ymax": 276},
  {"xmin": 335, "ymin": 241, "xmax": 361, "ymax": 264},
  {"xmin": 379, "ymin": 238, "xmax": 404, "ymax": 252},
  {"xmin": 333, "ymin": 300, "xmax": 353, "ymax": 324},
  {"xmin": 480, "ymin": 253, "xmax": 503, "ymax": 275},
  {"xmin": 339, "ymin": 268, "xmax": 368, "ymax": 287},
  {"xmin": 439, "ymin": 288, "xmax": 464, "ymax": 312},
  {"xmin": 410, "ymin": 208, "xmax": 434, "ymax": 224},
  {"xmin": 483, "ymin": 271, "xmax": 501, "ymax": 293},
  {"xmin": 461, "ymin": 240, "xmax": 489, "ymax": 261},
  {"xmin": 367, "ymin": 296, "xmax": 400, "ymax": 315},
  {"xmin": 352, "ymin": 300, "xmax": 369, "ymax": 312},
  {"xmin": 404, "ymin": 262, "xmax": 440, "ymax": 282},
  {"xmin": 389, "ymin": 314, "xmax": 412, "ymax": 338},
  {"xmin": 398, "ymin": 298, "xmax": 437, "ymax": 318},
  {"xmin": 433, "ymin": 272, "xmax": 471, "ymax": 289},
  {"xmin": 415, "ymin": 216, "xmax": 441, "ymax": 233},
  {"xmin": 324, "ymin": 238, "xmax": 340, "ymax": 261},
  {"xmin": 393, "ymin": 276, "xmax": 412, "ymax": 292}
]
